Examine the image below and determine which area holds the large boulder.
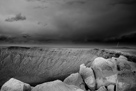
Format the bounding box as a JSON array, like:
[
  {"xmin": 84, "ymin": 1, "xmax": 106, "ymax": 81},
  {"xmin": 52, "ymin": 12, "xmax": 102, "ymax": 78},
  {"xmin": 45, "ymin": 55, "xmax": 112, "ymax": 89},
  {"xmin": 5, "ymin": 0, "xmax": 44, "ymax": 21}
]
[
  {"xmin": 92, "ymin": 57, "xmax": 117, "ymax": 88},
  {"xmin": 1, "ymin": 78, "xmax": 31, "ymax": 91},
  {"xmin": 63, "ymin": 73, "xmax": 86, "ymax": 90},
  {"xmin": 32, "ymin": 80, "xmax": 84, "ymax": 91},
  {"xmin": 116, "ymin": 71, "xmax": 136, "ymax": 91},
  {"xmin": 112, "ymin": 56, "xmax": 136, "ymax": 91},
  {"xmin": 115, "ymin": 56, "xmax": 136, "ymax": 72},
  {"xmin": 79, "ymin": 64, "xmax": 96, "ymax": 91},
  {"xmin": 92, "ymin": 57, "xmax": 116, "ymax": 77}
]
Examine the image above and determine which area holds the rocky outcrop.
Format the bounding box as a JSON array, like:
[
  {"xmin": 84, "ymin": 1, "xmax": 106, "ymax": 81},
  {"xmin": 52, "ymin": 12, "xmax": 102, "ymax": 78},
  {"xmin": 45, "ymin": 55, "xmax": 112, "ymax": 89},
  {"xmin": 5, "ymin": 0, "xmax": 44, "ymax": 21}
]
[
  {"xmin": 1, "ymin": 78, "xmax": 31, "ymax": 91},
  {"xmin": 92, "ymin": 56, "xmax": 136, "ymax": 91},
  {"xmin": 0, "ymin": 46, "xmax": 136, "ymax": 91},
  {"xmin": 1, "ymin": 55, "xmax": 136, "ymax": 91}
]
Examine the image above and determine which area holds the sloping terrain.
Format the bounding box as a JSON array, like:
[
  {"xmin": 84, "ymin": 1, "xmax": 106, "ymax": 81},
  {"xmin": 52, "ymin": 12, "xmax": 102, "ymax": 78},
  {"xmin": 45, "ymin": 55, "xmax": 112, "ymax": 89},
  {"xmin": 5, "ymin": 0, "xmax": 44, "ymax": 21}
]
[{"xmin": 0, "ymin": 46, "xmax": 136, "ymax": 87}]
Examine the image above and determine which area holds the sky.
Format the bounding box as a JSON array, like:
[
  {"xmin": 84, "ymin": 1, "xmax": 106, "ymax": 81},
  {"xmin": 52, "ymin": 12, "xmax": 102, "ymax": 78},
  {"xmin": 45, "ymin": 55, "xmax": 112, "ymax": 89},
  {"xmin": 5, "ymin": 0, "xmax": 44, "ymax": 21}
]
[{"xmin": 0, "ymin": 0, "xmax": 136, "ymax": 44}]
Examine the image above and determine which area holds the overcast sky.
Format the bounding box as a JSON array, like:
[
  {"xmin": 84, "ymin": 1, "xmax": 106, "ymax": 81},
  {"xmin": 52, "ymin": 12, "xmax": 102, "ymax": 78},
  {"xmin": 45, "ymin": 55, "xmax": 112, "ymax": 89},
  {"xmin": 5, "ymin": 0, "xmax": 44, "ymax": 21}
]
[{"xmin": 0, "ymin": 0, "xmax": 136, "ymax": 44}]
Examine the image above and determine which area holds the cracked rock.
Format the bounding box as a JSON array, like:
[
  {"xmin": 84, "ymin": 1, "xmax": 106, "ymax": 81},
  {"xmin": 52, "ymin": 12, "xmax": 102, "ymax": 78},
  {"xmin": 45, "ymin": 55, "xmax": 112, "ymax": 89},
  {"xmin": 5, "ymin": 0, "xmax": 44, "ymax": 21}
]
[
  {"xmin": 92, "ymin": 57, "xmax": 117, "ymax": 89},
  {"xmin": 79, "ymin": 64, "xmax": 96, "ymax": 91}
]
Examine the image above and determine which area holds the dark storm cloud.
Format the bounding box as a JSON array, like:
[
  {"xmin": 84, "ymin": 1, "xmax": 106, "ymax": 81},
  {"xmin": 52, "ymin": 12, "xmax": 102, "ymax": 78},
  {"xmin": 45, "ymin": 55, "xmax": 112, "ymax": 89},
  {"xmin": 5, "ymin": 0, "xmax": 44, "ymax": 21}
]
[
  {"xmin": 104, "ymin": 32, "xmax": 136, "ymax": 44},
  {"xmin": 112, "ymin": 0, "xmax": 136, "ymax": 5},
  {"xmin": 5, "ymin": 13, "xmax": 26, "ymax": 22},
  {"xmin": 52, "ymin": 4, "xmax": 136, "ymax": 42},
  {"xmin": 0, "ymin": 34, "xmax": 16, "ymax": 43},
  {"xmin": 1, "ymin": 0, "xmax": 136, "ymax": 44},
  {"xmin": 0, "ymin": 35, "xmax": 9, "ymax": 41},
  {"xmin": 0, "ymin": 34, "xmax": 32, "ymax": 43}
]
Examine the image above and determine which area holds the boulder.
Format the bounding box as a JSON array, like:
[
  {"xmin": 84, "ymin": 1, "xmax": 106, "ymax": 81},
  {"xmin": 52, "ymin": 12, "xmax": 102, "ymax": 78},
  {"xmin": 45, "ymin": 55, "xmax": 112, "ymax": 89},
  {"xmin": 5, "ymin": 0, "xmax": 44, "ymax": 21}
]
[
  {"xmin": 96, "ymin": 86, "xmax": 107, "ymax": 91},
  {"xmin": 92, "ymin": 57, "xmax": 116, "ymax": 77},
  {"xmin": 79, "ymin": 64, "xmax": 96, "ymax": 91},
  {"xmin": 107, "ymin": 84, "xmax": 115, "ymax": 91},
  {"xmin": 32, "ymin": 80, "xmax": 84, "ymax": 91},
  {"xmin": 64, "ymin": 73, "xmax": 86, "ymax": 90},
  {"xmin": 115, "ymin": 55, "xmax": 136, "ymax": 72},
  {"xmin": 1, "ymin": 78, "xmax": 31, "ymax": 91},
  {"xmin": 116, "ymin": 56, "xmax": 132, "ymax": 72},
  {"xmin": 92, "ymin": 57, "xmax": 117, "ymax": 88},
  {"xmin": 116, "ymin": 71, "xmax": 136, "ymax": 91}
]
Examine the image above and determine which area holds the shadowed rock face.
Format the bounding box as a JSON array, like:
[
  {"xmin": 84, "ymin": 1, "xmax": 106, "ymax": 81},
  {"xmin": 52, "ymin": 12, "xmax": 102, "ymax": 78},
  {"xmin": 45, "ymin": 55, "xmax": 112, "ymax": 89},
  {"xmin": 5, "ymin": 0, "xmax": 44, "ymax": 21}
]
[{"xmin": 0, "ymin": 46, "xmax": 136, "ymax": 87}]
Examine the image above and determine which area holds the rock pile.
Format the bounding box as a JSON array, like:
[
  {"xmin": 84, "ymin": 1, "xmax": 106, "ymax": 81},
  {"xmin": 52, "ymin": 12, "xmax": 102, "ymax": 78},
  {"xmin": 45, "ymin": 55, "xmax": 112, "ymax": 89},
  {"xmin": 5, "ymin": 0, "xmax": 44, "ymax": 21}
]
[{"xmin": 1, "ymin": 55, "xmax": 136, "ymax": 91}]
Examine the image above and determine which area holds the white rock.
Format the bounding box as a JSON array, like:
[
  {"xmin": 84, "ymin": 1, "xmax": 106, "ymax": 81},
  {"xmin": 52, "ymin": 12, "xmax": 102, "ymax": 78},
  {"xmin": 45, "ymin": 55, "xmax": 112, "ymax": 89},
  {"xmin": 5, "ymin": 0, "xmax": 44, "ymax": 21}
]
[
  {"xmin": 32, "ymin": 80, "xmax": 84, "ymax": 91},
  {"xmin": 92, "ymin": 57, "xmax": 117, "ymax": 89},
  {"xmin": 107, "ymin": 85, "xmax": 115, "ymax": 91},
  {"xmin": 92, "ymin": 57, "xmax": 116, "ymax": 77},
  {"xmin": 1, "ymin": 78, "xmax": 31, "ymax": 91},
  {"xmin": 64, "ymin": 73, "xmax": 86, "ymax": 90},
  {"xmin": 79, "ymin": 64, "xmax": 96, "ymax": 91}
]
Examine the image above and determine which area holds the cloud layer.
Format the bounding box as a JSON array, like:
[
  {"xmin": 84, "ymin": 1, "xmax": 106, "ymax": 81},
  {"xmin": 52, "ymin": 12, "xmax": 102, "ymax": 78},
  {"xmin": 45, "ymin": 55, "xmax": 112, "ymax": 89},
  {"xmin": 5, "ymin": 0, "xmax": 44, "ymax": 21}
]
[
  {"xmin": 5, "ymin": 13, "xmax": 26, "ymax": 22},
  {"xmin": 0, "ymin": 0, "xmax": 136, "ymax": 44}
]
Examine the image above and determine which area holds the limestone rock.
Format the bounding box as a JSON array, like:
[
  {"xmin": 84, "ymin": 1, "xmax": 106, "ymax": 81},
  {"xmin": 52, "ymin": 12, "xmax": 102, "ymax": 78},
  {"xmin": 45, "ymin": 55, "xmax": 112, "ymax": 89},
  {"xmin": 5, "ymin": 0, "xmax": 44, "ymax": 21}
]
[
  {"xmin": 96, "ymin": 86, "xmax": 107, "ymax": 91},
  {"xmin": 107, "ymin": 84, "xmax": 115, "ymax": 91},
  {"xmin": 64, "ymin": 73, "xmax": 86, "ymax": 90},
  {"xmin": 1, "ymin": 78, "xmax": 31, "ymax": 91},
  {"xmin": 92, "ymin": 57, "xmax": 117, "ymax": 88},
  {"xmin": 79, "ymin": 64, "xmax": 96, "ymax": 91},
  {"xmin": 32, "ymin": 80, "xmax": 84, "ymax": 91},
  {"xmin": 92, "ymin": 57, "xmax": 116, "ymax": 77}
]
